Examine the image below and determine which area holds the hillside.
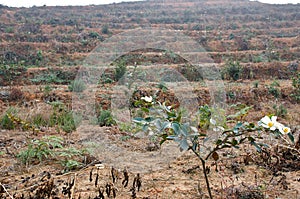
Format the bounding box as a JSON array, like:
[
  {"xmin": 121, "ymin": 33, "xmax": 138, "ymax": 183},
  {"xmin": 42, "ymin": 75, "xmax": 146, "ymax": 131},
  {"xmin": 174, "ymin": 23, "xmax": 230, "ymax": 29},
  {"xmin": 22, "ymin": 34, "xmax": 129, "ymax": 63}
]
[{"xmin": 0, "ymin": 0, "xmax": 300, "ymax": 199}]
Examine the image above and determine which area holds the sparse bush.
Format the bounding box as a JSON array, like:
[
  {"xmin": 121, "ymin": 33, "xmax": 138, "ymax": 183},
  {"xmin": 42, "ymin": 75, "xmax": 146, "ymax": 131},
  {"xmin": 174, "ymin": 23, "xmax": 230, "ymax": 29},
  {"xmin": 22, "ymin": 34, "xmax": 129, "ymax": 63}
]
[
  {"xmin": 18, "ymin": 136, "xmax": 88, "ymax": 171},
  {"xmin": 88, "ymin": 31, "xmax": 100, "ymax": 38},
  {"xmin": 101, "ymin": 24, "xmax": 109, "ymax": 34},
  {"xmin": 31, "ymin": 113, "xmax": 49, "ymax": 128},
  {"xmin": 134, "ymin": 100, "xmax": 294, "ymax": 199},
  {"xmin": 0, "ymin": 65, "xmax": 27, "ymax": 85},
  {"xmin": 291, "ymin": 72, "xmax": 300, "ymax": 102},
  {"xmin": 267, "ymin": 80, "xmax": 281, "ymax": 98},
  {"xmin": 98, "ymin": 109, "xmax": 116, "ymax": 127},
  {"xmin": 68, "ymin": 79, "xmax": 86, "ymax": 92},
  {"xmin": 198, "ymin": 105, "xmax": 211, "ymax": 130},
  {"xmin": 17, "ymin": 136, "xmax": 63, "ymax": 166},
  {"xmin": 43, "ymin": 85, "xmax": 53, "ymax": 97},
  {"xmin": 273, "ymin": 104, "xmax": 288, "ymax": 118},
  {"xmin": 114, "ymin": 60, "xmax": 127, "ymax": 81},
  {"xmin": 0, "ymin": 107, "xmax": 17, "ymax": 130},
  {"xmin": 222, "ymin": 61, "xmax": 243, "ymax": 81},
  {"xmin": 49, "ymin": 102, "xmax": 81, "ymax": 133}
]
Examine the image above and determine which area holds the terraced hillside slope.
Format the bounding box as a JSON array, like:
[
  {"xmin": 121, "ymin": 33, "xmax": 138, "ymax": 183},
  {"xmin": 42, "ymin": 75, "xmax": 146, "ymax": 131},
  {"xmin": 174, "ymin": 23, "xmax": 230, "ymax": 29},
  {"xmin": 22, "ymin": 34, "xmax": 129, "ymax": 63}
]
[{"xmin": 0, "ymin": 0, "xmax": 300, "ymax": 198}]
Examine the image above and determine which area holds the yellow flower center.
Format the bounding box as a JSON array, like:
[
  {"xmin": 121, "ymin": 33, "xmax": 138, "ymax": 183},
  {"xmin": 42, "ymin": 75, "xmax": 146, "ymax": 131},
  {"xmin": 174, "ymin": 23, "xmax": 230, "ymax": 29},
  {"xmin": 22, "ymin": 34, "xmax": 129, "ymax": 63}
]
[
  {"xmin": 283, "ymin": 128, "xmax": 289, "ymax": 133},
  {"xmin": 268, "ymin": 122, "xmax": 274, "ymax": 128}
]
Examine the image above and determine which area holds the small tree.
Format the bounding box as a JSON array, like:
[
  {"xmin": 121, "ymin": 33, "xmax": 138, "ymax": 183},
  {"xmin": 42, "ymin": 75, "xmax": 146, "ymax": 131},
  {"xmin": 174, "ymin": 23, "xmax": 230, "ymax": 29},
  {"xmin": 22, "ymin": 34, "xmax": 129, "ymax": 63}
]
[{"xmin": 133, "ymin": 98, "xmax": 295, "ymax": 199}]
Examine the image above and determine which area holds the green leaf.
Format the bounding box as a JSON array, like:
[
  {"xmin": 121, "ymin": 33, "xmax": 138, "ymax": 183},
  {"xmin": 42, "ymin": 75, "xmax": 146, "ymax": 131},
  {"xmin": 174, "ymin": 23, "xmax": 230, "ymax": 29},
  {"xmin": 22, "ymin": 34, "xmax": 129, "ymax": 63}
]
[
  {"xmin": 145, "ymin": 117, "xmax": 155, "ymax": 122},
  {"xmin": 171, "ymin": 123, "xmax": 180, "ymax": 134},
  {"xmin": 161, "ymin": 121, "xmax": 171, "ymax": 131},
  {"xmin": 141, "ymin": 107, "xmax": 150, "ymax": 113},
  {"xmin": 154, "ymin": 119, "xmax": 162, "ymax": 129},
  {"xmin": 179, "ymin": 139, "xmax": 189, "ymax": 151},
  {"xmin": 287, "ymin": 132, "xmax": 294, "ymax": 143},
  {"xmin": 231, "ymin": 139, "xmax": 238, "ymax": 146},
  {"xmin": 250, "ymin": 141, "xmax": 262, "ymax": 152},
  {"xmin": 248, "ymin": 136, "xmax": 255, "ymax": 142},
  {"xmin": 216, "ymin": 139, "xmax": 222, "ymax": 145},
  {"xmin": 133, "ymin": 117, "xmax": 145, "ymax": 123},
  {"xmin": 247, "ymin": 122, "xmax": 256, "ymax": 129},
  {"xmin": 160, "ymin": 134, "xmax": 168, "ymax": 145},
  {"xmin": 235, "ymin": 122, "xmax": 243, "ymax": 129}
]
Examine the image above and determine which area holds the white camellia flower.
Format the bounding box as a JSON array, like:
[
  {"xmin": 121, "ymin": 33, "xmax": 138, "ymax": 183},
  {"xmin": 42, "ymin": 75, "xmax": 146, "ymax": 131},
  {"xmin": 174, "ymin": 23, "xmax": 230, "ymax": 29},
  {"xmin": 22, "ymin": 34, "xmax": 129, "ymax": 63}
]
[
  {"xmin": 258, "ymin": 116, "xmax": 278, "ymax": 131},
  {"xmin": 141, "ymin": 96, "xmax": 153, "ymax": 103},
  {"xmin": 276, "ymin": 123, "xmax": 291, "ymax": 135},
  {"xmin": 259, "ymin": 116, "xmax": 291, "ymax": 135}
]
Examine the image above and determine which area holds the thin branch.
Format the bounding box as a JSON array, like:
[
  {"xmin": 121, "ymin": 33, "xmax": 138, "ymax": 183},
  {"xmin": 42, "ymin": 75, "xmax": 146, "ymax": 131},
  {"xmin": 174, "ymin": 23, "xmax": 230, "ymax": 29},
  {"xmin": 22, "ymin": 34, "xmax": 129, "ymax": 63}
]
[
  {"xmin": 70, "ymin": 174, "xmax": 77, "ymax": 199},
  {"xmin": 0, "ymin": 182, "xmax": 14, "ymax": 199}
]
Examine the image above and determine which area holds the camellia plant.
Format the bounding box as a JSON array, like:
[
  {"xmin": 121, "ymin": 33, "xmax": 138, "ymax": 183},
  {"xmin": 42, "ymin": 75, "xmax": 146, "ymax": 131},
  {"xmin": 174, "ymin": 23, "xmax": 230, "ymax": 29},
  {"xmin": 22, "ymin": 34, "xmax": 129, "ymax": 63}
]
[{"xmin": 133, "ymin": 96, "xmax": 295, "ymax": 199}]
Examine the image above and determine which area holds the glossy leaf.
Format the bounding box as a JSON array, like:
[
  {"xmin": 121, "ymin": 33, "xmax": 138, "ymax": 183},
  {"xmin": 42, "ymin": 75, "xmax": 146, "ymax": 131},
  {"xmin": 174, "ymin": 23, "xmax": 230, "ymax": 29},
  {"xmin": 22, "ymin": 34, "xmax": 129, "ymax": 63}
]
[
  {"xmin": 171, "ymin": 122, "xmax": 180, "ymax": 134},
  {"xmin": 250, "ymin": 141, "xmax": 262, "ymax": 152},
  {"xmin": 141, "ymin": 107, "xmax": 149, "ymax": 113},
  {"xmin": 288, "ymin": 132, "xmax": 294, "ymax": 143},
  {"xmin": 179, "ymin": 139, "xmax": 189, "ymax": 151},
  {"xmin": 132, "ymin": 117, "xmax": 145, "ymax": 123}
]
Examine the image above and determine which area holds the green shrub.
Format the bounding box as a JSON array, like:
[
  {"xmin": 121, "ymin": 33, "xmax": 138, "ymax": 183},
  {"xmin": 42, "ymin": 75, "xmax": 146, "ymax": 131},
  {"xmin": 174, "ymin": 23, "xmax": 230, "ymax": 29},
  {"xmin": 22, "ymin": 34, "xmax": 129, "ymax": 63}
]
[
  {"xmin": 17, "ymin": 136, "xmax": 64, "ymax": 166},
  {"xmin": 198, "ymin": 105, "xmax": 211, "ymax": 130},
  {"xmin": 43, "ymin": 85, "xmax": 53, "ymax": 97},
  {"xmin": 114, "ymin": 61, "xmax": 127, "ymax": 81},
  {"xmin": 268, "ymin": 80, "xmax": 281, "ymax": 98},
  {"xmin": 18, "ymin": 136, "xmax": 87, "ymax": 171},
  {"xmin": 68, "ymin": 79, "xmax": 86, "ymax": 92},
  {"xmin": 49, "ymin": 102, "xmax": 81, "ymax": 133},
  {"xmin": 101, "ymin": 24, "xmax": 109, "ymax": 34},
  {"xmin": 222, "ymin": 61, "xmax": 243, "ymax": 81},
  {"xmin": 291, "ymin": 72, "xmax": 300, "ymax": 102},
  {"xmin": 31, "ymin": 114, "xmax": 49, "ymax": 128},
  {"xmin": 0, "ymin": 65, "xmax": 27, "ymax": 85},
  {"xmin": 0, "ymin": 108, "xmax": 17, "ymax": 130},
  {"xmin": 273, "ymin": 104, "xmax": 288, "ymax": 118},
  {"xmin": 98, "ymin": 109, "xmax": 116, "ymax": 127},
  {"xmin": 88, "ymin": 31, "xmax": 100, "ymax": 38}
]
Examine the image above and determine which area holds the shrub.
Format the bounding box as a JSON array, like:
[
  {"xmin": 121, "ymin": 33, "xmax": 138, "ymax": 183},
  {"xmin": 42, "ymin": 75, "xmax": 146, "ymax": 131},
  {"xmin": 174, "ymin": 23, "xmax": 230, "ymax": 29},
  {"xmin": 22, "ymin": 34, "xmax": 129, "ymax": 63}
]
[
  {"xmin": 98, "ymin": 109, "xmax": 116, "ymax": 127},
  {"xmin": 43, "ymin": 85, "xmax": 53, "ymax": 97},
  {"xmin": 68, "ymin": 79, "xmax": 86, "ymax": 92},
  {"xmin": 88, "ymin": 31, "xmax": 100, "ymax": 38},
  {"xmin": 49, "ymin": 102, "xmax": 81, "ymax": 133},
  {"xmin": 222, "ymin": 61, "xmax": 243, "ymax": 81},
  {"xmin": 17, "ymin": 136, "xmax": 88, "ymax": 171},
  {"xmin": 0, "ymin": 107, "xmax": 17, "ymax": 130},
  {"xmin": 0, "ymin": 65, "xmax": 27, "ymax": 85},
  {"xmin": 31, "ymin": 113, "xmax": 49, "ymax": 128},
  {"xmin": 114, "ymin": 60, "xmax": 127, "ymax": 81},
  {"xmin": 267, "ymin": 80, "xmax": 281, "ymax": 98},
  {"xmin": 101, "ymin": 24, "xmax": 109, "ymax": 34},
  {"xmin": 17, "ymin": 136, "xmax": 63, "ymax": 166},
  {"xmin": 291, "ymin": 72, "xmax": 300, "ymax": 102},
  {"xmin": 273, "ymin": 104, "xmax": 288, "ymax": 118}
]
